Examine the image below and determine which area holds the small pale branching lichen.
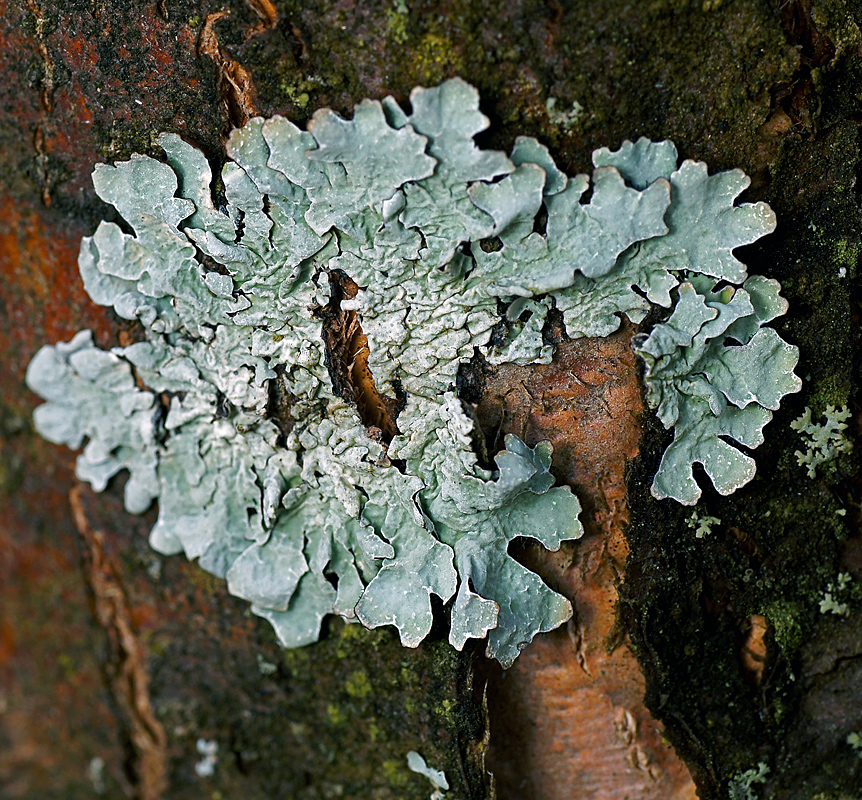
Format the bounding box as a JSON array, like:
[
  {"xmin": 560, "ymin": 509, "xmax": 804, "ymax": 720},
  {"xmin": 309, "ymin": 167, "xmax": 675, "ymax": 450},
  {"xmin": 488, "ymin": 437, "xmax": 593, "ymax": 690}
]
[
  {"xmin": 790, "ymin": 404, "xmax": 852, "ymax": 478},
  {"xmin": 727, "ymin": 762, "xmax": 770, "ymax": 800},
  {"xmin": 686, "ymin": 510, "xmax": 721, "ymax": 539},
  {"xmin": 819, "ymin": 571, "xmax": 852, "ymax": 617},
  {"xmin": 27, "ymin": 79, "xmax": 799, "ymax": 665}
]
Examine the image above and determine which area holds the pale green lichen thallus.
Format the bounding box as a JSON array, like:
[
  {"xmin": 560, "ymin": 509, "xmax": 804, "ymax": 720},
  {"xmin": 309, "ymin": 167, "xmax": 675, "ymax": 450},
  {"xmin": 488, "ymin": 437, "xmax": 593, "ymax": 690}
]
[{"xmin": 26, "ymin": 79, "xmax": 800, "ymax": 666}]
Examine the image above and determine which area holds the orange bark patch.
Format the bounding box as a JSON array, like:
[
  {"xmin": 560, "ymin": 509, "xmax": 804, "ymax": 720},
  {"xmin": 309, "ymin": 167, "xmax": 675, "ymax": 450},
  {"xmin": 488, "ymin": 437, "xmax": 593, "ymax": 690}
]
[
  {"xmin": 0, "ymin": 193, "xmax": 117, "ymax": 413},
  {"xmin": 741, "ymin": 614, "xmax": 768, "ymax": 686},
  {"xmin": 474, "ymin": 323, "xmax": 641, "ymax": 543},
  {"xmin": 475, "ymin": 325, "xmax": 697, "ymax": 800},
  {"xmin": 0, "ymin": 487, "xmax": 127, "ymax": 798}
]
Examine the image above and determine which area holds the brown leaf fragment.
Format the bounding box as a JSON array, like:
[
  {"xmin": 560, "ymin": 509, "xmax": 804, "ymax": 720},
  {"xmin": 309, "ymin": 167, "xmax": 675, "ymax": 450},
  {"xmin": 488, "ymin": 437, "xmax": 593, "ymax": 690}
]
[
  {"xmin": 198, "ymin": 12, "xmax": 258, "ymax": 129},
  {"xmin": 244, "ymin": 0, "xmax": 278, "ymax": 35}
]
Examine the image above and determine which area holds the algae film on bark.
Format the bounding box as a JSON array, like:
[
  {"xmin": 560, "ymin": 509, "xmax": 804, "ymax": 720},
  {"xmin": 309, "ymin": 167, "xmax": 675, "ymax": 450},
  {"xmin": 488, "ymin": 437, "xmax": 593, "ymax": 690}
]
[{"xmin": 26, "ymin": 79, "xmax": 800, "ymax": 666}]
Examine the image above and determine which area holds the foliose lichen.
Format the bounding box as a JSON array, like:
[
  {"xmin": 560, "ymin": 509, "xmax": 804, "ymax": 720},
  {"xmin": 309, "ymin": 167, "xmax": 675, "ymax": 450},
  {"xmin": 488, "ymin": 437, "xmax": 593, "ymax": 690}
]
[{"xmin": 26, "ymin": 79, "xmax": 799, "ymax": 665}]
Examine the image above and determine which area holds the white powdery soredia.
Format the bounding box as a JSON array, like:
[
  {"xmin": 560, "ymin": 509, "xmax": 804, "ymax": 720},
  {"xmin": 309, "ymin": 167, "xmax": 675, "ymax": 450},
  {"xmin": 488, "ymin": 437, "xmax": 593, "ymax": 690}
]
[{"xmin": 26, "ymin": 79, "xmax": 799, "ymax": 666}]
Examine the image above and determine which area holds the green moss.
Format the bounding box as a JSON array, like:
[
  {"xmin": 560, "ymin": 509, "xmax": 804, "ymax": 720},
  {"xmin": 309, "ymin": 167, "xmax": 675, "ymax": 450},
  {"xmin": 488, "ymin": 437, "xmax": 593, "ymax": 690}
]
[
  {"xmin": 765, "ymin": 600, "xmax": 804, "ymax": 658},
  {"xmin": 223, "ymin": 615, "xmax": 486, "ymax": 797},
  {"xmin": 384, "ymin": 6, "xmax": 410, "ymax": 45},
  {"xmin": 327, "ymin": 703, "xmax": 348, "ymax": 726},
  {"xmin": 434, "ymin": 698, "xmax": 455, "ymax": 724},
  {"xmin": 407, "ymin": 33, "xmax": 464, "ymax": 86},
  {"xmin": 345, "ymin": 669, "xmax": 372, "ymax": 699},
  {"xmin": 96, "ymin": 124, "xmax": 160, "ymax": 163},
  {"xmin": 276, "ymin": 76, "xmax": 317, "ymax": 109},
  {"xmin": 381, "ymin": 759, "xmax": 410, "ymax": 787},
  {"xmin": 57, "ymin": 652, "xmax": 76, "ymax": 679},
  {"xmin": 832, "ymin": 238, "xmax": 859, "ymax": 274}
]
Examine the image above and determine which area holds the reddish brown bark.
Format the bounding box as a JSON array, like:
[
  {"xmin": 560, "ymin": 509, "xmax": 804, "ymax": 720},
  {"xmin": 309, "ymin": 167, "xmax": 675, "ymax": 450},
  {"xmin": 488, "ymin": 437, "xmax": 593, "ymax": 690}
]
[
  {"xmin": 70, "ymin": 485, "xmax": 169, "ymax": 800},
  {"xmin": 2, "ymin": 0, "xmax": 862, "ymax": 797},
  {"xmin": 475, "ymin": 327, "xmax": 696, "ymax": 799}
]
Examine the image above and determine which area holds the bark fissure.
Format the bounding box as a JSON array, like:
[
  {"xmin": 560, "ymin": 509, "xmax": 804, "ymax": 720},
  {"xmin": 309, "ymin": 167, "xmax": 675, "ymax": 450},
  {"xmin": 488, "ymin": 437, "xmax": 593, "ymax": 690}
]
[
  {"xmin": 317, "ymin": 269, "xmax": 405, "ymax": 445},
  {"xmin": 70, "ymin": 485, "xmax": 168, "ymax": 800}
]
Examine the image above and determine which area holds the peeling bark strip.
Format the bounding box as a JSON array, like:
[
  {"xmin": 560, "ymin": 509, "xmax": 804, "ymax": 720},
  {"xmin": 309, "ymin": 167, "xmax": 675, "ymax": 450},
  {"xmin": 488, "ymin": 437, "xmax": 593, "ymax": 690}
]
[
  {"xmin": 23, "ymin": 0, "xmax": 54, "ymax": 114},
  {"xmin": 474, "ymin": 327, "xmax": 697, "ymax": 799},
  {"xmin": 24, "ymin": 0, "xmax": 55, "ymax": 206},
  {"xmin": 69, "ymin": 485, "xmax": 168, "ymax": 800}
]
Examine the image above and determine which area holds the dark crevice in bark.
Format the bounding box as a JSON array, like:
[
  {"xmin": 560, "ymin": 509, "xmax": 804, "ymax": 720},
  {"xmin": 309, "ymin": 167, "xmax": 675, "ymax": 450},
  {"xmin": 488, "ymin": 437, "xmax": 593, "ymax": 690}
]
[{"xmin": 316, "ymin": 269, "xmax": 406, "ymax": 445}]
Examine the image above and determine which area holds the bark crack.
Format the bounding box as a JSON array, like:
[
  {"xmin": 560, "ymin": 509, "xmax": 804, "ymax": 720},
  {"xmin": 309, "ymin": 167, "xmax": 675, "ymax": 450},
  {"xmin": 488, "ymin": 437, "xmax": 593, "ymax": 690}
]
[
  {"xmin": 317, "ymin": 269, "xmax": 405, "ymax": 445},
  {"xmin": 70, "ymin": 485, "xmax": 168, "ymax": 800}
]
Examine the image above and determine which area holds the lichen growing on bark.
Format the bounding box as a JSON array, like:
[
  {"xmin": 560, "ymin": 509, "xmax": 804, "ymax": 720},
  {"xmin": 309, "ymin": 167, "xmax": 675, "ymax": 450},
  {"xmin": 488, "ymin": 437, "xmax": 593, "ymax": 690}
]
[{"xmin": 26, "ymin": 79, "xmax": 797, "ymax": 667}]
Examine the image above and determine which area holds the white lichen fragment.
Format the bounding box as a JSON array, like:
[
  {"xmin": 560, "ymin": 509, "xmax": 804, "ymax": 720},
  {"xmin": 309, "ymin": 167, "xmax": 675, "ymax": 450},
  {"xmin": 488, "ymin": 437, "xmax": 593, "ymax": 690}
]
[
  {"xmin": 27, "ymin": 80, "xmax": 798, "ymax": 664},
  {"xmin": 791, "ymin": 404, "xmax": 852, "ymax": 478},
  {"xmin": 87, "ymin": 757, "xmax": 107, "ymax": 795},
  {"xmin": 819, "ymin": 572, "xmax": 852, "ymax": 617},
  {"xmin": 406, "ymin": 750, "xmax": 449, "ymax": 799},
  {"xmin": 256, "ymin": 653, "xmax": 278, "ymax": 676},
  {"xmin": 545, "ymin": 96, "xmax": 585, "ymax": 130},
  {"xmin": 194, "ymin": 739, "xmax": 218, "ymax": 778}
]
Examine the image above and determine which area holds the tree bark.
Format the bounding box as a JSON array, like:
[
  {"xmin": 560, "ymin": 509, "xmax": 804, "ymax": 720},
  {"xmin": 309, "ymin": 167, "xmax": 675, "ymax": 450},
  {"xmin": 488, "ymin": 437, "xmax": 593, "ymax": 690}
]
[{"xmin": 1, "ymin": 0, "xmax": 861, "ymax": 798}]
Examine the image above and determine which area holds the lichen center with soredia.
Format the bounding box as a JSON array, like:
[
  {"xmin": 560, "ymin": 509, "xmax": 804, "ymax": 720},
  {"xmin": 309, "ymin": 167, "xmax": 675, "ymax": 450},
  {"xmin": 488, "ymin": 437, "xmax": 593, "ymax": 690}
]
[{"xmin": 26, "ymin": 79, "xmax": 800, "ymax": 667}]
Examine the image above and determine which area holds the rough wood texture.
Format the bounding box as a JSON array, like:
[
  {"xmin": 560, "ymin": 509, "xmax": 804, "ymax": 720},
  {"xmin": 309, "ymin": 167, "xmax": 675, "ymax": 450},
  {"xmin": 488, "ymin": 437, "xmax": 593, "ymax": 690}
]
[{"xmin": 2, "ymin": 0, "xmax": 862, "ymax": 798}]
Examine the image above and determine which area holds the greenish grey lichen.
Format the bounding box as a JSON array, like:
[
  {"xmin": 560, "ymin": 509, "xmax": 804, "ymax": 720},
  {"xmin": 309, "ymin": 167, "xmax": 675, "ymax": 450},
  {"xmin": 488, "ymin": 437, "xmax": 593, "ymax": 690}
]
[
  {"xmin": 634, "ymin": 273, "xmax": 801, "ymax": 504},
  {"xmin": 819, "ymin": 572, "xmax": 852, "ymax": 617},
  {"xmin": 727, "ymin": 762, "xmax": 770, "ymax": 800},
  {"xmin": 686, "ymin": 510, "xmax": 721, "ymax": 539},
  {"xmin": 26, "ymin": 79, "xmax": 798, "ymax": 666},
  {"xmin": 791, "ymin": 404, "xmax": 852, "ymax": 478}
]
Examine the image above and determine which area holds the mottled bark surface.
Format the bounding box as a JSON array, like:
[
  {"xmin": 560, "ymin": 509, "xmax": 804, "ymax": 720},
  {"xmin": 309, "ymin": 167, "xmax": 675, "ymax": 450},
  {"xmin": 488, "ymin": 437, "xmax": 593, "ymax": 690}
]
[{"xmin": 2, "ymin": 0, "xmax": 862, "ymax": 798}]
